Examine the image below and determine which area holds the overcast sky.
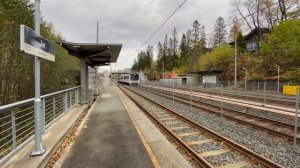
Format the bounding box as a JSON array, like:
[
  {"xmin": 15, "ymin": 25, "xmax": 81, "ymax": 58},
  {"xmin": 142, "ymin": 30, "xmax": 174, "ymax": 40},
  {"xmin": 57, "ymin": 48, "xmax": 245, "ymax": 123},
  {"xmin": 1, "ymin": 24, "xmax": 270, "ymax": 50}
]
[{"xmin": 35, "ymin": 0, "xmax": 233, "ymax": 71}]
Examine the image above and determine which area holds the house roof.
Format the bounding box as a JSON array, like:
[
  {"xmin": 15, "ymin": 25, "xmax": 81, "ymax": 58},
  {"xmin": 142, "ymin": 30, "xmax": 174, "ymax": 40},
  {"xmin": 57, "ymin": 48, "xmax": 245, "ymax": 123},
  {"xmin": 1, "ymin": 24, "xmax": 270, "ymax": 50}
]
[
  {"xmin": 163, "ymin": 72, "xmax": 178, "ymax": 79},
  {"xmin": 244, "ymin": 27, "xmax": 270, "ymax": 41},
  {"xmin": 58, "ymin": 41, "xmax": 122, "ymax": 67},
  {"xmin": 228, "ymin": 27, "xmax": 270, "ymax": 45}
]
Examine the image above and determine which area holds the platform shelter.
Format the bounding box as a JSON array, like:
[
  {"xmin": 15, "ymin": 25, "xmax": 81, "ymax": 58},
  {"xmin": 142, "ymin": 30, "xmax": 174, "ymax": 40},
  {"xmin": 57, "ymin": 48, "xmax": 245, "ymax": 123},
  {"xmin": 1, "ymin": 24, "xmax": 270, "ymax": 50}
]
[{"xmin": 59, "ymin": 41, "xmax": 122, "ymax": 103}]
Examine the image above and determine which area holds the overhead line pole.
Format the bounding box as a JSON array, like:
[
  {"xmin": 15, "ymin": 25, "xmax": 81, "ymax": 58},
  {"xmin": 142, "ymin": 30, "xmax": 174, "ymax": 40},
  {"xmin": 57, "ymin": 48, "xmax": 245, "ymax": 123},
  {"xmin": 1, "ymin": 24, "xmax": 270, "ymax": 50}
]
[{"xmin": 96, "ymin": 21, "xmax": 99, "ymax": 44}]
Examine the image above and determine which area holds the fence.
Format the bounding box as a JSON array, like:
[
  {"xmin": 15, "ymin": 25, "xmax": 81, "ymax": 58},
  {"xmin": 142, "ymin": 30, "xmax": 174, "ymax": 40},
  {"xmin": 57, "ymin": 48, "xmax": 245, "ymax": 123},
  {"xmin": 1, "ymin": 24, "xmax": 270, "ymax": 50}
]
[
  {"xmin": 0, "ymin": 86, "xmax": 80, "ymax": 165},
  {"xmin": 143, "ymin": 79, "xmax": 298, "ymax": 93}
]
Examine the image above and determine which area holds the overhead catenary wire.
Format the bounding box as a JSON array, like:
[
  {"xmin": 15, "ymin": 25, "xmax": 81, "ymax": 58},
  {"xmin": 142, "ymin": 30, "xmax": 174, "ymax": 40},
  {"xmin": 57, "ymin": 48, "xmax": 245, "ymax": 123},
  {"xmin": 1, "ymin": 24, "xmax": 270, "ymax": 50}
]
[
  {"xmin": 140, "ymin": 0, "xmax": 188, "ymax": 48},
  {"xmin": 125, "ymin": 0, "xmax": 188, "ymax": 64}
]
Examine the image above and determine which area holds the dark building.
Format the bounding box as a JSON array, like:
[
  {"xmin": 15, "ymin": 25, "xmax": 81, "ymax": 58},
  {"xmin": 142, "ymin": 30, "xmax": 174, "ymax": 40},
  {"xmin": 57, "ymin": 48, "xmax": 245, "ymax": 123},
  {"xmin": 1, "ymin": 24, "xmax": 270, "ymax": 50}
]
[{"xmin": 229, "ymin": 27, "xmax": 270, "ymax": 51}]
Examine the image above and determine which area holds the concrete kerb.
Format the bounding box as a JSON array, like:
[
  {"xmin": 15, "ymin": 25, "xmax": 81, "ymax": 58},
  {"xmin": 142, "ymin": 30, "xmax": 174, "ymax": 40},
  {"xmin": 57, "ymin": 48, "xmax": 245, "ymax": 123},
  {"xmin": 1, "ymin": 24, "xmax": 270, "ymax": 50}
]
[{"xmin": 2, "ymin": 103, "xmax": 91, "ymax": 168}]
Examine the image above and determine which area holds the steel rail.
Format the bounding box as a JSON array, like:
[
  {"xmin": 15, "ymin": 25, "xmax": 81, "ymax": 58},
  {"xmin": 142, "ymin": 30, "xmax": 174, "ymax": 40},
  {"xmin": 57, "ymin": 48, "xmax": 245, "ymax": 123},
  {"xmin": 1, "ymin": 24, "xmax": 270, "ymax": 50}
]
[
  {"xmin": 120, "ymin": 85, "xmax": 283, "ymax": 168},
  {"xmin": 119, "ymin": 86, "xmax": 213, "ymax": 167}
]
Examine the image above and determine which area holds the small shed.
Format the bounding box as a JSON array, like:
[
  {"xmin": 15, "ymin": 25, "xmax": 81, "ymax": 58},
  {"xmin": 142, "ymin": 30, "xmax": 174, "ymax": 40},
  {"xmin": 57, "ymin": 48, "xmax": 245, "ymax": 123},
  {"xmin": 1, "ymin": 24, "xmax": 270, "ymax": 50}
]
[
  {"xmin": 197, "ymin": 69, "xmax": 223, "ymax": 87},
  {"xmin": 177, "ymin": 74, "xmax": 196, "ymax": 85}
]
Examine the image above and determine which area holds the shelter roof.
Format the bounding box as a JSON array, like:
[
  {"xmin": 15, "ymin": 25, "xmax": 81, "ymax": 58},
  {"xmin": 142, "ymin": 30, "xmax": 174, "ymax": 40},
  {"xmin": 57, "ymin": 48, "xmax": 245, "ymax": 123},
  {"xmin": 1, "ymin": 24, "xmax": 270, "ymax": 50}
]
[
  {"xmin": 190, "ymin": 69, "xmax": 223, "ymax": 75},
  {"xmin": 58, "ymin": 41, "xmax": 122, "ymax": 67}
]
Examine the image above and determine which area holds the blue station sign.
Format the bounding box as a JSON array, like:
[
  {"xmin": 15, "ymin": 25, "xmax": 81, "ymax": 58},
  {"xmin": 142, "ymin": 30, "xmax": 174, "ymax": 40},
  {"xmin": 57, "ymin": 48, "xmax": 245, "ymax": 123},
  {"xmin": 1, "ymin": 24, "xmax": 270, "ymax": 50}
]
[{"xmin": 20, "ymin": 25, "xmax": 55, "ymax": 61}]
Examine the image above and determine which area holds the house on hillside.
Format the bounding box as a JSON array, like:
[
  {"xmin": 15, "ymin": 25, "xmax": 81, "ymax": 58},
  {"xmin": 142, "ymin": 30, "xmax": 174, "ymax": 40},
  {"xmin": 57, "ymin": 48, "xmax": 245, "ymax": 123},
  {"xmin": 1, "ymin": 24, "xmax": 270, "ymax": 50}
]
[
  {"xmin": 229, "ymin": 27, "xmax": 270, "ymax": 51},
  {"xmin": 163, "ymin": 71, "xmax": 178, "ymax": 79}
]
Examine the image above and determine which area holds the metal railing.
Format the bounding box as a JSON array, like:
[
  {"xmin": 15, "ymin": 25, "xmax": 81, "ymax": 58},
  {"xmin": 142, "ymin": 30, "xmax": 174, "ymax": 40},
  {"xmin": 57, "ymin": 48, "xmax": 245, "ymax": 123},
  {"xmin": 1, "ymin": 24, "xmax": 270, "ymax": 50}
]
[{"xmin": 0, "ymin": 86, "xmax": 80, "ymax": 165}]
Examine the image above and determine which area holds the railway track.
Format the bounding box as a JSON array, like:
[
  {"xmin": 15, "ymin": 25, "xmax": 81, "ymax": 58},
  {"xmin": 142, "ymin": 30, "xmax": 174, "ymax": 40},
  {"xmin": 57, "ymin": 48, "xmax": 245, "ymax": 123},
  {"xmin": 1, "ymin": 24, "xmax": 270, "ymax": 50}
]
[
  {"xmin": 156, "ymin": 85, "xmax": 295, "ymax": 108},
  {"xmin": 143, "ymin": 85, "xmax": 297, "ymax": 118},
  {"xmin": 119, "ymin": 85, "xmax": 283, "ymax": 168},
  {"xmin": 139, "ymin": 85, "xmax": 300, "ymax": 142}
]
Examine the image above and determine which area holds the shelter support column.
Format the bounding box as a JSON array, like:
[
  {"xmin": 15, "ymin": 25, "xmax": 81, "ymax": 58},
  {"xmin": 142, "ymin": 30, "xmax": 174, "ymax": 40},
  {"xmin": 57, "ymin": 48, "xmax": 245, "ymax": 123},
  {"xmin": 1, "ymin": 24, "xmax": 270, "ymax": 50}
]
[{"xmin": 80, "ymin": 58, "xmax": 88, "ymax": 103}]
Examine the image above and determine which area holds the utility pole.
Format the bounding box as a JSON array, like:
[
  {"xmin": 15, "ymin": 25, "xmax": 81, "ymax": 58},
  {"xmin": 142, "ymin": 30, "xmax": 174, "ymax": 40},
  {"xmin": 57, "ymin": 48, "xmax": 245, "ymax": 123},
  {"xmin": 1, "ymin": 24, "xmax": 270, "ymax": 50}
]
[
  {"xmin": 32, "ymin": 0, "xmax": 45, "ymax": 156},
  {"xmin": 96, "ymin": 21, "xmax": 99, "ymax": 44},
  {"xmin": 234, "ymin": 36, "xmax": 238, "ymax": 88}
]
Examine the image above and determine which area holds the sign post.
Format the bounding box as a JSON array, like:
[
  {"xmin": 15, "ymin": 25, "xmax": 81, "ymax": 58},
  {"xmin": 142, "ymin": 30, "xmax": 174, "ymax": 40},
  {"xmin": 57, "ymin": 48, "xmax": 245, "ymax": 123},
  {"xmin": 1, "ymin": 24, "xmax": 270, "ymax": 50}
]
[{"xmin": 20, "ymin": 0, "xmax": 55, "ymax": 156}]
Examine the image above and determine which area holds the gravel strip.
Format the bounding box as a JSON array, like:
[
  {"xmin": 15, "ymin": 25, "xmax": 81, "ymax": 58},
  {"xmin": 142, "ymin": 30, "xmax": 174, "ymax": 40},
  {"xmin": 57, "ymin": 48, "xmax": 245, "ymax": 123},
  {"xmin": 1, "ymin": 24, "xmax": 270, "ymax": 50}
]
[{"xmin": 130, "ymin": 86, "xmax": 300, "ymax": 168}]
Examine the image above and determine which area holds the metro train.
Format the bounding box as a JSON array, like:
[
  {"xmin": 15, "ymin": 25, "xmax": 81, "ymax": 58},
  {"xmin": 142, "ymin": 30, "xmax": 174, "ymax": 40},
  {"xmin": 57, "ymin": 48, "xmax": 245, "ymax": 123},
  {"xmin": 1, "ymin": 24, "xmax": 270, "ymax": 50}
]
[{"xmin": 117, "ymin": 71, "xmax": 140, "ymax": 86}]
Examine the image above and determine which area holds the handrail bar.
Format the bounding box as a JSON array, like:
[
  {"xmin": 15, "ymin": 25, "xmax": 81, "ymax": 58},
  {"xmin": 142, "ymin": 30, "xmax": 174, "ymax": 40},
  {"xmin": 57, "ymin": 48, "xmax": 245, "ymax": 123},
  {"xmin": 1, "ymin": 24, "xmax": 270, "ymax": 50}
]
[{"xmin": 0, "ymin": 86, "xmax": 80, "ymax": 112}]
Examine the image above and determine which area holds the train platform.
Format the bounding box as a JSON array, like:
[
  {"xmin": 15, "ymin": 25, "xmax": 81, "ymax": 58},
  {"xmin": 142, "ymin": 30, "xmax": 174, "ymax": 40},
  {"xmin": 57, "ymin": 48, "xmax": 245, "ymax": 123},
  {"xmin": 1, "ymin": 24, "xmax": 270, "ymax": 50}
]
[
  {"xmin": 59, "ymin": 84, "xmax": 191, "ymax": 168},
  {"xmin": 2, "ymin": 80, "xmax": 191, "ymax": 168}
]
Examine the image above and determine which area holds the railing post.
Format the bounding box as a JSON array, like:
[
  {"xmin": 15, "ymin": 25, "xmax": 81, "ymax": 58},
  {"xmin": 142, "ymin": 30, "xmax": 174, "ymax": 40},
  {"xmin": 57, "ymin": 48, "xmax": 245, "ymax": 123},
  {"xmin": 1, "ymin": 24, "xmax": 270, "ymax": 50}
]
[
  {"xmin": 69, "ymin": 90, "xmax": 72, "ymax": 107},
  {"xmin": 75, "ymin": 88, "xmax": 79, "ymax": 105},
  {"xmin": 263, "ymin": 82, "xmax": 266, "ymax": 106},
  {"xmin": 172, "ymin": 79, "xmax": 175, "ymax": 105},
  {"xmin": 11, "ymin": 110, "xmax": 17, "ymax": 150},
  {"xmin": 64, "ymin": 91, "xmax": 68, "ymax": 112},
  {"xmin": 52, "ymin": 97, "xmax": 56, "ymax": 121},
  {"xmin": 41, "ymin": 98, "xmax": 45, "ymax": 133},
  {"xmin": 190, "ymin": 82, "xmax": 193, "ymax": 112},
  {"xmin": 294, "ymin": 88, "xmax": 299, "ymax": 146},
  {"xmin": 221, "ymin": 84, "xmax": 223, "ymax": 119}
]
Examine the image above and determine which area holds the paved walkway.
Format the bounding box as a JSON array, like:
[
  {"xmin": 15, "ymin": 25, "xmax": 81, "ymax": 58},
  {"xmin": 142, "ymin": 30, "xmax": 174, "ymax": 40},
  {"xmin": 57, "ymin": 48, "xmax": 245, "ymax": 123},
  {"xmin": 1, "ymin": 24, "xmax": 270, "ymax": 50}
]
[{"xmin": 61, "ymin": 86, "xmax": 153, "ymax": 168}]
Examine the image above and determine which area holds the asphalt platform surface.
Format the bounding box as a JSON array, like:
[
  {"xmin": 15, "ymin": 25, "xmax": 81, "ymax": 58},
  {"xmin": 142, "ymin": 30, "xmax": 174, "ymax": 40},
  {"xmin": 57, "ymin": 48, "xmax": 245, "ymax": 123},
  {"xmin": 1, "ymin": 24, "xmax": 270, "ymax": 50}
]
[{"xmin": 61, "ymin": 86, "xmax": 153, "ymax": 168}]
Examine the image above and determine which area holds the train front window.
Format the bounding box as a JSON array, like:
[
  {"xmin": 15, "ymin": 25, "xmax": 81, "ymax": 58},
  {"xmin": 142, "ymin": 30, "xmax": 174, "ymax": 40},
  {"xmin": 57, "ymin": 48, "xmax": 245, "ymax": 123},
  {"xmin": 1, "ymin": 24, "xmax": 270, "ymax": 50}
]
[{"xmin": 130, "ymin": 74, "xmax": 139, "ymax": 81}]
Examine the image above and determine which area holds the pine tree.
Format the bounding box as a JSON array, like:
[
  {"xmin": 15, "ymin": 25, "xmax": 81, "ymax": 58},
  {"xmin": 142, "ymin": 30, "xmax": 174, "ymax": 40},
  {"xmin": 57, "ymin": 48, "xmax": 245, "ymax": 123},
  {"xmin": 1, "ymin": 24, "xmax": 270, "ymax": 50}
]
[
  {"xmin": 213, "ymin": 17, "xmax": 227, "ymax": 47},
  {"xmin": 180, "ymin": 33, "xmax": 187, "ymax": 62},
  {"xmin": 186, "ymin": 30, "xmax": 192, "ymax": 55},
  {"xmin": 170, "ymin": 28, "xmax": 178, "ymax": 67},
  {"xmin": 191, "ymin": 19, "xmax": 201, "ymax": 49},
  {"xmin": 157, "ymin": 41, "xmax": 163, "ymax": 72},
  {"xmin": 200, "ymin": 25, "xmax": 206, "ymax": 47}
]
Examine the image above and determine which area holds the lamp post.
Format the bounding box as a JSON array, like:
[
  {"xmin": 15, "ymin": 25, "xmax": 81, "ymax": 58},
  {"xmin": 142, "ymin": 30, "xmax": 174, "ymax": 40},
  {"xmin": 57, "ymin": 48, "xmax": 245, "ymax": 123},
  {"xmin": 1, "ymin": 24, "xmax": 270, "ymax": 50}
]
[{"xmin": 275, "ymin": 65, "xmax": 280, "ymax": 93}]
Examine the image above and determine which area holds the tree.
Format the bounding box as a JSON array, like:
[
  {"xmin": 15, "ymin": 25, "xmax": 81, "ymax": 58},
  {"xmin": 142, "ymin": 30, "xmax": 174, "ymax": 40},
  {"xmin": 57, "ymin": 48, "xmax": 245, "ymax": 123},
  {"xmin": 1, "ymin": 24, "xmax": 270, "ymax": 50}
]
[
  {"xmin": 0, "ymin": 0, "xmax": 80, "ymax": 105},
  {"xmin": 200, "ymin": 25, "xmax": 206, "ymax": 47},
  {"xmin": 179, "ymin": 33, "xmax": 188, "ymax": 63},
  {"xmin": 228, "ymin": 17, "xmax": 241, "ymax": 42},
  {"xmin": 199, "ymin": 44, "xmax": 235, "ymax": 80},
  {"xmin": 213, "ymin": 17, "xmax": 227, "ymax": 47},
  {"xmin": 186, "ymin": 29, "xmax": 193, "ymax": 55},
  {"xmin": 260, "ymin": 19, "xmax": 300, "ymax": 81},
  {"xmin": 191, "ymin": 19, "xmax": 201, "ymax": 49},
  {"xmin": 156, "ymin": 42, "xmax": 163, "ymax": 72},
  {"xmin": 170, "ymin": 28, "xmax": 179, "ymax": 67},
  {"xmin": 131, "ymin": 46, "xmax": 154, "ymax": 71}
]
